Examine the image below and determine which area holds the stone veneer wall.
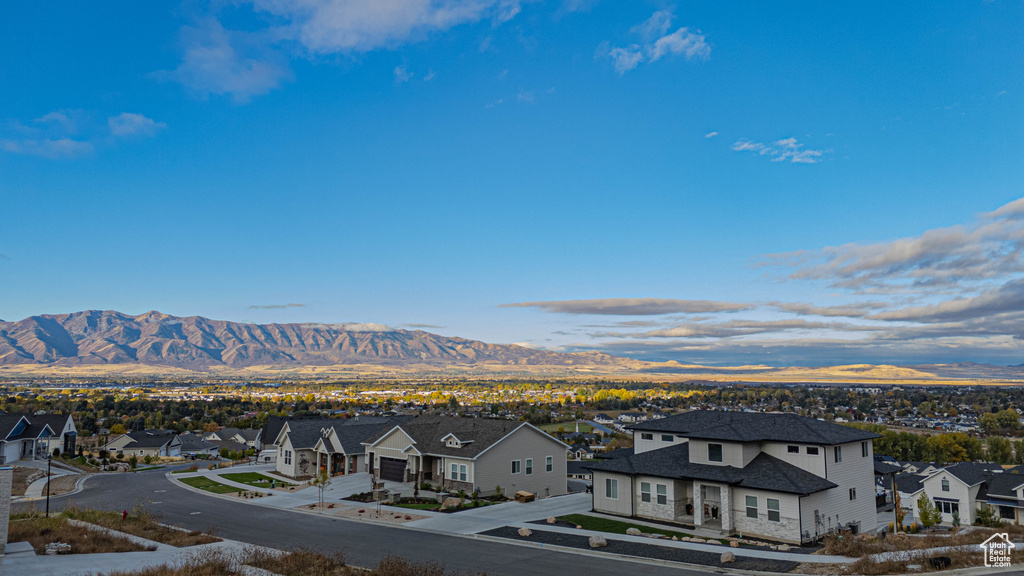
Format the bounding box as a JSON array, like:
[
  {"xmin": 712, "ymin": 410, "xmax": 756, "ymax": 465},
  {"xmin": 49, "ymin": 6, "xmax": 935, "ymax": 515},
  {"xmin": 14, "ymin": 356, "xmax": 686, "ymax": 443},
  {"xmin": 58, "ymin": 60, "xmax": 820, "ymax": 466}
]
[{"xmin": 0, "ymin": 467, "xmax": 12, "ymax": 555}]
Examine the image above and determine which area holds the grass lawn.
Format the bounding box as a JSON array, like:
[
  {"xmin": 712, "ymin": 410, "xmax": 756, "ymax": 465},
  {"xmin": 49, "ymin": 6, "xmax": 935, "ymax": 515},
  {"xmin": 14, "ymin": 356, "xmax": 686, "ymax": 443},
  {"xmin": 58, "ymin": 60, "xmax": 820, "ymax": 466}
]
[
  {"xmin": 540, "ymin": 421, "xmax": 594, "ymax": 434},
  {"xmin": 393, "ymin": 502, "xmax": 440, "ymax": 511},
  {"xmin": 557, "ymin": 514, "xmax": 727, "ymax": 544},
  {"xmin": 179, "ymin": 476, "xmax": 241, "ymax": 494},
  {"xmin": 220, "ymin": 472, "xmax": 294, "ymax": 487},
  {"xmin": 132, "ymin": 466, "xmax": 163, "ymax": 472}
]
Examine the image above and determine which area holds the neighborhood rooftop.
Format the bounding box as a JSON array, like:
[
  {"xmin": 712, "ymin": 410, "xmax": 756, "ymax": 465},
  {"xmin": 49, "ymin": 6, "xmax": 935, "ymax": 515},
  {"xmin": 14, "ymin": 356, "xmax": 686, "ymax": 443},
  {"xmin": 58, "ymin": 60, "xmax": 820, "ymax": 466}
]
[{"xmin": 629, "ymin": 411, "xmax": 881, "ymax": 445}]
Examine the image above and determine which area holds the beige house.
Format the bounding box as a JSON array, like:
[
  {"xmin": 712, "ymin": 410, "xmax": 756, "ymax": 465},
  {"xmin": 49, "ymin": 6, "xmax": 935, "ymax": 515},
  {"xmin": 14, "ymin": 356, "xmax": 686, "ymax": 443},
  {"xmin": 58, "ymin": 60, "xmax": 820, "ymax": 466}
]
[
  {"xmin": 364, "ymin": 416, "xmax": 569, "ymax": 498},
  {"xmin": 587, "ymin": 411, "xmax": 880, "ymax": 543},
  {"xmin": 104, "ymin": 429, "xmax": 181, "ymax": 458},
  {"xmin": 274, "ymin": 417, "xmax": 411, "ymax": 479}
]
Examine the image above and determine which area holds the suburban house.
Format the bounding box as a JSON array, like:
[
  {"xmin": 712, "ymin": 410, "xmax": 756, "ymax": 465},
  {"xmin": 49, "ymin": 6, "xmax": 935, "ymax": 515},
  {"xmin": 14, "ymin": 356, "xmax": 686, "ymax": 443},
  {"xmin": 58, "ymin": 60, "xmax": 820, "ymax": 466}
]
[
  {"xmin": 901, "ymin": 462, "xmax": 1019, "ymax": 526},
  {"xmin": 585, "ymin": 411, "xmax": 880, "ymax": 544},
  {"xmin": 274, "ymin": 416, "xmax": 410, "ymax": 479},
  {"xmin": 363, "ymin": 416, "xmax": 569, "ymax": 498},
  {"xmin": 105, "ymin": 429, "xmax": 182, "ymax": 458},
  {"xmin": 0, "ymin": 413, "xmax": 56, "ymax": 463},
  {"xmin": 204, "ymin": 427, "xmax": 261, "ymax": 449},
  {"xmin": 177, "ymin": 432, "xmax": 220, "ymax": 457}
]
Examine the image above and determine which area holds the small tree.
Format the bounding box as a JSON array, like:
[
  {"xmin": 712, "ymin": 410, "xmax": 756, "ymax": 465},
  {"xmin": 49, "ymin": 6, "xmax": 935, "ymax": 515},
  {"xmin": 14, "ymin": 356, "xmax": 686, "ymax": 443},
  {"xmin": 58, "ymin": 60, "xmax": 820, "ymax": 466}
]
[
  {"xmin": 917, "ymin": 493, "xmax": 941, "ymax": 529},
  {"xmin": 110, "ymin": 423, "xmax": 127, "ymax": 435},
  {"xmin": 894, "ymin": 490, "xmax": 907, "ymax": 531},
  {"xmin": 951, "ymin": 507, "xmax": 961, "ymax": 528},
  {"xmin": 128, "ymin": 455, "xmax": 138, "ymax": 469},
  {"xmin": 976, "ymin": 505, "xmax": 1004, "ymax": 528},
  {"xmin": 308, "ymin": 468, "xmax": 332, "ymax": 508}
]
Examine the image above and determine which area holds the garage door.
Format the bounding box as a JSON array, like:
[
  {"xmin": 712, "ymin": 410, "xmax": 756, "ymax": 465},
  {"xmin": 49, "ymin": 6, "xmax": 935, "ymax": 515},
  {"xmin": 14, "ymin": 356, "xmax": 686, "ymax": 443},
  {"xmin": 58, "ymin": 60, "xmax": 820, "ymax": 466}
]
[{"xmin": 379, "ymin": 457, "xmax": 407, "ymax": 482}]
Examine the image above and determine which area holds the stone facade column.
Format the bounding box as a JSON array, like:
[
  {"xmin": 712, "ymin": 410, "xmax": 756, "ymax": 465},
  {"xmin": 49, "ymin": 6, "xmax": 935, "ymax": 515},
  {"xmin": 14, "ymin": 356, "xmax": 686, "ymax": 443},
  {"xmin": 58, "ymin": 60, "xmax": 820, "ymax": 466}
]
[
  {"xmin": 0, "ymin": 467, "xmax": 12, "ymax": 555},
  {"xmin": 693, "ymin": 481, "xmax": 704, "ymax": 526},
  {"xmin": 720, "ymin": 484, "xmax": 733, "ymax": 532}
]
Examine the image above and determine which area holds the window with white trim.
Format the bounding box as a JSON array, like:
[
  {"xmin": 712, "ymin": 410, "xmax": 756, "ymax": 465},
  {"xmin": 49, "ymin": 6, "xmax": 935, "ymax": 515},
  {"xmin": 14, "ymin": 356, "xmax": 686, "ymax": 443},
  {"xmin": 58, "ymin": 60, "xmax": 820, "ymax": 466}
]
[
  {"xmin": 284, "ymin": 450, "xmax": 292, "ymax": 465},
  {"xmin": 807, "ymin": 446, "xmax": 819, "ymax": 455},
  {"xmin": 861, "ymin": 441, "xmax": 869, "ymax": 457},
  {"xmin": 512, "ymin": 460, "xmax": 521, "ymax": 474},
  {"xmin": 941, "ymin": 478, "xmax": 950, "ymax": 492},
  {"xmin": 834, "ymin": 446, "xmax": 842, "ymax": 463},
  {"xmin": 641, "ymin": 433, "xmax": 653, "ymax": 440},
  {"xmin": 459, "ymin": 464, "xmax": 467, "ymax": 482},
  {"xmin": 641, "ymin": 481, "xmax": 651, "ymax": 502},
  {"xmin": 849, "ymin": 488, "xmax": 857, "ymax": 501},
  {"xmin": 767, "ymin": 498, "xmax": 780, "ymax": 522},
  {"xmin": 545, "ymin": 455, "xmax": 553, "ymax": 472},
  {"xmin": 606, "ymin": 478, "xmax": 618, "ymax": 499},
  {"xmin": 745, "ymin": 495, "xmax": 758, "ymax": 518},
  {"xmin": 451, "ymin": 463, "xmax": 458, "ymax": 480},
  {"xmin": 661, "ymin": 434, "xmax": 674, "ymax": 442},
  {"xmin": 656, "ymin": 483, "xmax": 667, "ymax": 505},
  {"xmin": 787, "ymin": 445, "xmax": 799, "ymax": 454},
  {"xmin": 525, "ymin": 458, "xmax": 533, "ymax": 475}
]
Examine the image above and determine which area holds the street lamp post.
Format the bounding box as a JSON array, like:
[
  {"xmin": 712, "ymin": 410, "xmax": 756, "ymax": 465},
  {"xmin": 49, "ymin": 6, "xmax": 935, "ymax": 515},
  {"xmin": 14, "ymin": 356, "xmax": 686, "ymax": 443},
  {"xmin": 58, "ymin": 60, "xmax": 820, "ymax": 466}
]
[{"xmin": 45, "ymin": 451, "xmax": 52, "ymax": 518}]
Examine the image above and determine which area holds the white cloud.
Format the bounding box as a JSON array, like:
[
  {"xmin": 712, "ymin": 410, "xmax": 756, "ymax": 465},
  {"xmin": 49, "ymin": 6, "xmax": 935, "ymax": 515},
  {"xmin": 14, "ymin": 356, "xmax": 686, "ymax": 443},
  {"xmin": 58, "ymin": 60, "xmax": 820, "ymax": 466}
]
[
  {"xmin": 154, "ymin": 19, "xmax": 293, "ymax": 102},
  {"xmin": 394, "ymin": 65, "xmax": 412, "ymax": 83},
  {"xmin": 517, "ymin": 89, "xmax": 535, "ymax": 104},
  {"xmin": 108, "ymin": 113, "xmax": 167, "ymax": 137},
  {"xmin": 704, "ymin": 131, "xmax": 718, "ymax": 138},
  {"xmin": 424, "ymin": 69, "xmax": 436, "ymax": 81},
  {"xmin": 731, "ymin": 137, "xmax": 826, "ymax": 164},
  {"xmin": 600, "ymin": 11, "xmax": 709, "ymax": 74},
  {"xmin": 0, "ymin": 138, "xmax": 93, "ymax": 159}
]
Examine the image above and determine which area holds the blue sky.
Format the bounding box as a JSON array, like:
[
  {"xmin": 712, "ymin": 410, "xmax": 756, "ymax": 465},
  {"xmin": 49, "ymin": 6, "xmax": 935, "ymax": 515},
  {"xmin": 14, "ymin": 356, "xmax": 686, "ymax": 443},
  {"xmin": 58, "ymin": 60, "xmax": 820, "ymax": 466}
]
[{"xmin": 1, "ymin": 1, "xmax": 1022, "ymax": 366}]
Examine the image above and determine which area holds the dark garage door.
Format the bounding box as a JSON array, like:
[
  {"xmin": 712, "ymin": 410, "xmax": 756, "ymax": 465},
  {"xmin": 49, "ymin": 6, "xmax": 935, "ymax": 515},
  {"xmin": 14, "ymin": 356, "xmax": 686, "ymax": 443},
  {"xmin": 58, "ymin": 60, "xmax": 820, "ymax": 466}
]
[{"xmin": 379, "ymin": 457, "xmax": 407, "ymax": 482}]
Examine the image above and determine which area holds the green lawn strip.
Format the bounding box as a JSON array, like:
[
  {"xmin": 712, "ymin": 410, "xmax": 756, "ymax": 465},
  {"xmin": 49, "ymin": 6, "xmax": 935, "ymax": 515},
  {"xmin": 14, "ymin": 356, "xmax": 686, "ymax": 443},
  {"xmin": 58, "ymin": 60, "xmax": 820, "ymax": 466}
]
[
  {"xmin": 557, "ymin": 514, "xmax": 727, "ymax": 544},
  {"xmin": 179, "ymin": 476, "xmax": 241, "ymax": 494},
  {"xmin": 394, "ymin": 502, "xmax": 440, "ymax": 511},
  {"xmin": 540, "ymin": 422, "xmax": 594, "ymax": 434},
  {"xmin": 132, "ymin": 466, "xmax": 162, "ymax": 472},
  {"xmin": 220, "ymin": 472, "xmax": 294, "ymax": 487},
  {"xmin": 172, "ymin": 468, "xmax": 200, "ymax": 474}
]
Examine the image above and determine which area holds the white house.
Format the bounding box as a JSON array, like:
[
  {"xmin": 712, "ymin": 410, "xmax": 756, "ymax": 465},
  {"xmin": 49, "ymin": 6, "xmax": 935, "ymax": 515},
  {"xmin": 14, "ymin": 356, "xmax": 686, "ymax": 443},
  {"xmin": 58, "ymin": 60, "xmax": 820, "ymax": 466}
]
[
  {"xmin": 906, "ymin": 462, "xmax": 1012, "ymax": 527},
  {"xmin": 586, "ymin": 411, "xmax": 880, "ymax": 543}
]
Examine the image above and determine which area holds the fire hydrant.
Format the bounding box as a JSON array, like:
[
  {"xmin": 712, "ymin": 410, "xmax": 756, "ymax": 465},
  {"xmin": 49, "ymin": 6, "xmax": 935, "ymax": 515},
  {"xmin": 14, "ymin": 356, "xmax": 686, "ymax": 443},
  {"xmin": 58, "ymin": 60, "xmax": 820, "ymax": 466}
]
[{"xmin": 122, "ymin": 509, "xmax": 128, "ymax": 521}]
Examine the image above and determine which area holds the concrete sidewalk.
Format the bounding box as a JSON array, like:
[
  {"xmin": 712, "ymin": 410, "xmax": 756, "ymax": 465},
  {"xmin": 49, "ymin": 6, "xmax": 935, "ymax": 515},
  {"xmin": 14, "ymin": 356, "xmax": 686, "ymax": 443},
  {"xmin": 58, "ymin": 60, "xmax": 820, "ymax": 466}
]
[
  {"xmin": 404, "ymin": 492, "xmax": 592, "ymax": 534},
  {"xmin": 24, "ymin": 469, "xmax": 80, "ymax": 498}
]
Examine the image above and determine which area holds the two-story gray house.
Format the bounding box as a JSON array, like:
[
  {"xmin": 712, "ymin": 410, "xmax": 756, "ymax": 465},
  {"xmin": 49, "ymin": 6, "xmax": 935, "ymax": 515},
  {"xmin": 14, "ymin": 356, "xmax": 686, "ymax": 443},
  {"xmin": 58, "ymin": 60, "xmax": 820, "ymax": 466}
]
[{"xmin": 586, "ymin": 411, "xmax": 879, "ymax": 543}]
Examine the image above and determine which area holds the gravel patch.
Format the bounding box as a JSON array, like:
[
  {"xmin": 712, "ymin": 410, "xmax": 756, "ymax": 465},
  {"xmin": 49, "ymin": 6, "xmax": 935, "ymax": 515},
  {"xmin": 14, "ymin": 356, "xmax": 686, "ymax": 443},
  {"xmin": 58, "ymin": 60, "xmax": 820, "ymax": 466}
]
[{"xmin": 481, "ymin": 526, "xmax": 799, "ymax": 573}]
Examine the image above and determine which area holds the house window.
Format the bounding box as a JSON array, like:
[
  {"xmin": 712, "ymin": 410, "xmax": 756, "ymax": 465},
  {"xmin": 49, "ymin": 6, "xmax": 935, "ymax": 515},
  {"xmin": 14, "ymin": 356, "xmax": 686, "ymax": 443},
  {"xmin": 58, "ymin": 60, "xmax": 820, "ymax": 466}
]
[
  {"xmin": 787, "ymin": 445, "xmax": 799, "ymax": 454},
  {"xmin": 641, "ymin": 482, "xmax": 651, "ymax": 502},
  {"xmin": 641, "ymin": 433, "xmax": 653, "ymax": 440},
  {"xmin": 849, "ymin": 488, "xmax": 857, "ymax": 501},
  {"xmin": 936, "ymin": 500, "xmax": 960, "ymax": 515},
  {"xmin": 941, "ymin": 478, "xmax": 950, "ymax": 492},
  {"xmin": 661, "ymin": 434, "xmax": 674, "ymax": 442},
  {"xmin": 807, "ymin": 446, "xmax": 819, "ymax": 455},
  {"xmin": 656, "ymin": 484, "xmax": 667, "ymax": 505},
  {"xmin": 861, "ymin": 441, "xmax": 869, "ymax": 457},
  {"xmin": 545, "ymin": 456, "xmax": 553, "ymax": 472},
  {"xmin": 767, "ymin": 498, "xmax": 780, "ymax": 522},
  {"xmin": 526, "ymin": 458, "xmax": 533, "ymax": 475},
  {"xmin": 606, "ymin": 478, "xmax": 618, "ymax": 499},
  {"xmin": 834, "ymin": 446, "xmax": 842, "ymax": 463},
  {"xmin": 708, "ymin": 443, "xmax": 723, "ymax": 462},
  {"xmin": 512, "ymin": 460, "xmax": 521, "ymax": 474},
  {"xmin": 284, "ymin": 450, "xmax": 292, "ymax": 465},
  {"xmin": 451, "ymin": 463, "xmax": 458, "ymax": 480},
  {"xmin": 746, "ymin": 495, "xmax": 758, "ymax": 518},
  {"xmin": 459, "ymin": 464, "xmax": 467, "ymax": 482}
]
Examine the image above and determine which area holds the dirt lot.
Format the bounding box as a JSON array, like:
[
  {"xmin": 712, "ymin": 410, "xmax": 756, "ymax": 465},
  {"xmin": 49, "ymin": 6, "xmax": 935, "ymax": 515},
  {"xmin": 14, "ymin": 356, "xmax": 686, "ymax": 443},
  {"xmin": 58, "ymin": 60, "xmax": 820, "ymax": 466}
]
[
  {"xmin": 43, "ymin": 474, "xmax": 82, "ymax": 495},
  {"xmin": 10, "ymin": 466, "xmax": 45, "ymax": 496}
]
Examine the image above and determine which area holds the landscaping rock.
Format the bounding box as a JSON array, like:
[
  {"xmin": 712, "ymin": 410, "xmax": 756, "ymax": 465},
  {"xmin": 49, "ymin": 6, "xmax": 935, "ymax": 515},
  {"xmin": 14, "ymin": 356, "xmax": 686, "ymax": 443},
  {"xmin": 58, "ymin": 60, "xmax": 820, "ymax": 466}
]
[
  {"xmin": 546, "ymin": 517, "xmax": 556, "ymax": 524},
  {"xmin": 681, "ymin": 536, "xmax": 691, "ymax": 542},
  {"xmin": 778, "ymin": 544, "xmax": 791, "ymax": 551},
  {"xmin": 720, "ymin": 551, "xmax": 735, "ymax": 564},
  {"xmin": 672, "ymin": 536, "xmax": 678, "ymax": 541},
  {"xmin": 575, "ymin": 525, "xmax": 582, "ymax": 529},
  {"xmin": 518, "ymin": 528, "xmax": 532, "ymax": 537},
  {"xmin": 45, "ymin": 543, "xmax": 71, "ymax": 555},
  {"xmin": 691, "ymin": 538, "xmax": 705, "ymax": 543},
  {"xmin": 907, "ymin": 565, "xmax": 922, "ymax": 572},
  {"xmin": 588, "ymin": 535, "xmax": 607, "ymax": 548},
  {"xmin": 440, "ymin": 497, "xmax": 463, "ymax": 511},
  {"xmin": 729, "ymin": 540, "xmax": 739, "ymax": 548},
  {"xmin": 705, "ymin": 539, "xmax": 719, "ymax": 545},
  {"xmin": 626, "ymin": 527, "xmax": 642, "ymax": 536}
]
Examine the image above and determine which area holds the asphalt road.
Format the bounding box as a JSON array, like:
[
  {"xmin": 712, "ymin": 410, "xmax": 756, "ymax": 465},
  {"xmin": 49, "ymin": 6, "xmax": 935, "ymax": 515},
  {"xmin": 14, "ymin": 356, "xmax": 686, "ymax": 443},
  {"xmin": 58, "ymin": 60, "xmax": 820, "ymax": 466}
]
[{"xmin": 16, "ymin": 468, "xmax": 720, "ymax": 576}]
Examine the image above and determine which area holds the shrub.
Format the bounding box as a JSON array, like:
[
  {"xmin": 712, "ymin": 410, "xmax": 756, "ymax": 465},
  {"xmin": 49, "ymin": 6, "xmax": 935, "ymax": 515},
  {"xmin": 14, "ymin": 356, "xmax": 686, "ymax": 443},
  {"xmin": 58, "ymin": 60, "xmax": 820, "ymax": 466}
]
[
  {"xmin": 144, "ymin": 455, "xmax": 154, "ymax": 465},
  {"xmin": 53, "ymin": 447, "xmax": 61, "ymax": 458},
  {"xmin": 975, "ymin": 505, "xmax": 1004, "ymax": 528},
  {"xmin": 115, "ymin": 453, "xmax": 124, "ymax": 461},
  {"xmin": 128, "ymin": 455, "xmax": 138, "ymax": 469}
]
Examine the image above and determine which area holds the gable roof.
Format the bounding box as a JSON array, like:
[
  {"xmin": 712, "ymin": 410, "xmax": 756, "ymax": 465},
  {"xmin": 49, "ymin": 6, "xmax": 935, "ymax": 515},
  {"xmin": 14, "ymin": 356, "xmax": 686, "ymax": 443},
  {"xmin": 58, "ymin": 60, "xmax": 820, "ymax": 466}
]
[
  {"xmin": 981, "ymin": 473, "xmax": 1024, "ymax": 500},
  {"xmin": 584, "ymin": 443, "xmax": 837, "ymax": 495},
  {"xmin": 628, "ymin": 411, "xmax": 880, "ymax": 445},
  {"xmin": 177, "ymin": 433, "xmax": 218, "ymax": 452},
  {"xmin": 280, "ymin": 416, "xmax": 414, "ymax": 453},
  {"xmin": 364, "ymin": 416, "xmax": 565, "ymax": 459},
  {"xmin": 932, "ymin": 462, "xmax": 1003, "ymax": 487},
  {"xmin": 894, "ymin": 472, "xmax": 926, "ymax": 495},
  {"xmin": 123, "ymin": 429, "xmax": 178, "ymax": 449}
]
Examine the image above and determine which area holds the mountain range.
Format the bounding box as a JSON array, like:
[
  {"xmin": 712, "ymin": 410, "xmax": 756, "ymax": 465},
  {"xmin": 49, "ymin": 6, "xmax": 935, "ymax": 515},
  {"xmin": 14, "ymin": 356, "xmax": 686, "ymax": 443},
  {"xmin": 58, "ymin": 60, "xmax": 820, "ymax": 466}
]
[{"xmin": 0, "ymin": 310, "xmax": 628, "ymax": 370}]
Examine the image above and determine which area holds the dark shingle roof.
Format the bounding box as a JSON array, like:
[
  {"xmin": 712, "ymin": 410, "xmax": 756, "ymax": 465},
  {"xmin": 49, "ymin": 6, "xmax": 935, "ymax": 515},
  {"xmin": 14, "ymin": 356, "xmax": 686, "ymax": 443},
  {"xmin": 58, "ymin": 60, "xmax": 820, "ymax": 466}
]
[
  {"xmin": 939, "ymin": 462, "xmax": 1003, "ymax": 487},
  {"xmin": 874, "ymin": 459, "xmax": 903, "ymax": 475},
  {"xmin": 123, "ymin": 429, "xmax": 177, "ymax": 448},
  {"xmin": 894, "ymin": 472, "xmax": 926, "ymax": 494},
  {"xmin": 584, "ymin": 443, "xmax": 836, "ymax": 495},
  {"xmin": 567, "ymin": 461, "xmax": 592, "ymax": 475},
  {"xmin": 983, "ymin": 473, "xmax": 1024, "ymax": 500},
  {"xmin": 177, "ymin": 433, "xmax": 217, "ymax": 452},
  {"xmin": 363, "ymin": 416, "xmax": 558, "ymax": 459},
  {"xmin": 283, "ymin": 416, "xmax": 415, "ymax": 453},
  {"xmin": 629, "ymin": 411, "xmax": 880, "ymax": 445}
]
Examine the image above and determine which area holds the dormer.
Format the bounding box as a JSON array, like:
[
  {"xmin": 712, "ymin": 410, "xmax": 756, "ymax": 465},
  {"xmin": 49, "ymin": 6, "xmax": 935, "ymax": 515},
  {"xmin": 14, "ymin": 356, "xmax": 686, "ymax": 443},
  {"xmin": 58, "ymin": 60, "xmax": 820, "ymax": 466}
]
[{"xmin": 441, "ymin": 433, "xmax": 473, "ymax": 449}]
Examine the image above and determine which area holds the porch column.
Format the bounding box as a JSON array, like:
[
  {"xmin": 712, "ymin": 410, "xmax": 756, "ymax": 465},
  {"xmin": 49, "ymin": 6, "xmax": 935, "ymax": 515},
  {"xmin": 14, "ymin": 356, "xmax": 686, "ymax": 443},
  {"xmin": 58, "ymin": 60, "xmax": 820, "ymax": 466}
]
[
  {"xmin": 720, "ymin": 485, "xmax": 733, "ymax": 532},
  {"xmin": 693, "ymin": 481, "xmax": 704, "ymax": 526}
]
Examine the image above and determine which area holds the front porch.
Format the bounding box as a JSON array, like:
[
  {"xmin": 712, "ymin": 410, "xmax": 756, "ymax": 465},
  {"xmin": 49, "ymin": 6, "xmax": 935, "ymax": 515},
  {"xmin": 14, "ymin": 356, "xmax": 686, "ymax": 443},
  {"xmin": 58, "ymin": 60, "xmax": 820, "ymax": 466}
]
[{"xmin": 315, "ymin": 450, "xmax": 360, "ymax": 477}]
